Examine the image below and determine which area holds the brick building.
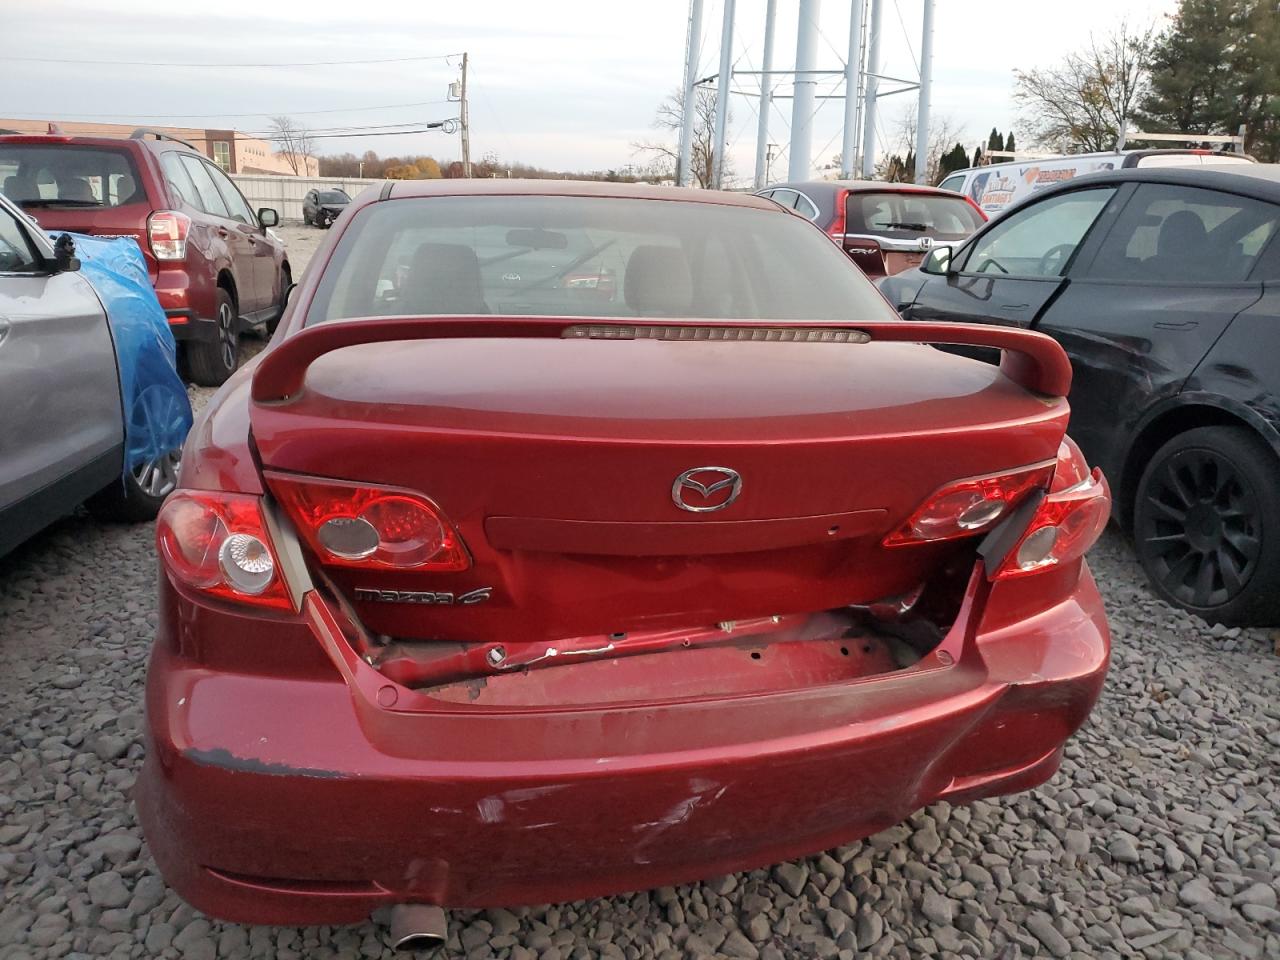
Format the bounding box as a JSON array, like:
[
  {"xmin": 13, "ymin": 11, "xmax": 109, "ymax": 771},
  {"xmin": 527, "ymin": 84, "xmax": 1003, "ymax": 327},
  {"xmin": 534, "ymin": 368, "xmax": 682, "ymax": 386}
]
[{"xmin": 0, "ymin": 119, "xmax": 318, "ymax": 176}]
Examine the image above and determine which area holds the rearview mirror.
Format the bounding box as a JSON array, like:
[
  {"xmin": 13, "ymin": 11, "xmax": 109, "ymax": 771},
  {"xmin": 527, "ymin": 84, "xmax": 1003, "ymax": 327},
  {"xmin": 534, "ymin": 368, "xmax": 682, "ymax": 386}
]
[
  {"xmin": 920, "ymin": 245, "xmax": 953, "ymax": 276},
  {"xmin": 52, "ymin": 232, "xmax": 80, "ymax": 274},
  {"xmin": 258, "ymin": 208, "xmax": 279, "ymax": 228}
]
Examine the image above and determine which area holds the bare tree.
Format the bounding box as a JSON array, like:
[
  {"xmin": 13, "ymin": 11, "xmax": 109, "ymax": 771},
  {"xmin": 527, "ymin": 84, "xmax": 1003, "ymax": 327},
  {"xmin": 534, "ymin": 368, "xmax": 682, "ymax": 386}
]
[
  {"xmin": 1014, "ymin": 21, "xmax": 1154, "ymax": 153},
  {"xmin": 633, "ymin": 87, "xmax": 730, "ymax": 189},
  {"xmin": 269, "ymin": 116, "xmax": 317, "ymax": 176},
  {"xmin": 875, "ymin": 108, "xmax": 968, "ymax": 184}
]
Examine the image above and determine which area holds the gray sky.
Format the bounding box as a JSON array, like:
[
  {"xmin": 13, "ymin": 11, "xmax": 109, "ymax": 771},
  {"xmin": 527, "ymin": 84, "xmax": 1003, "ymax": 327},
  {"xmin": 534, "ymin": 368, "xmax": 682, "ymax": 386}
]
[{"xmin": 6, "ymin": 0, "xmax": 1177, "ymax": 183}]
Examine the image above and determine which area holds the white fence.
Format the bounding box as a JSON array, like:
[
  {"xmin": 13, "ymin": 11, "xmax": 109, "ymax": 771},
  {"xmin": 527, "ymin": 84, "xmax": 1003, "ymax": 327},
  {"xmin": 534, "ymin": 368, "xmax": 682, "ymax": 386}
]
[{"xmin": 230, "ymin": 174, "xmax": 381, "ymax": 222}]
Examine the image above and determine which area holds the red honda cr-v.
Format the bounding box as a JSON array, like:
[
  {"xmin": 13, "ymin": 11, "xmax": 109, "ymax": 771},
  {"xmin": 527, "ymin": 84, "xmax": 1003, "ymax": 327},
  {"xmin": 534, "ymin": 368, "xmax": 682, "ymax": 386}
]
[
  {"xmin": 138, "ymin": 180, "xmax": 1110, "ymax": 939},
  {"xmin": 0, "ymin": 128, "xmax": 291, "ymax": 385}
]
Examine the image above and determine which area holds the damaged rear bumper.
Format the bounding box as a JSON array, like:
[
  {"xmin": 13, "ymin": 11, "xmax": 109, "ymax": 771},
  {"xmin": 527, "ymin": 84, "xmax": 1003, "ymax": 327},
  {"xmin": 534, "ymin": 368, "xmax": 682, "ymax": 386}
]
[{"xmin": 137, "ymin": 564, "xmax": 1108, "ymax": 924}]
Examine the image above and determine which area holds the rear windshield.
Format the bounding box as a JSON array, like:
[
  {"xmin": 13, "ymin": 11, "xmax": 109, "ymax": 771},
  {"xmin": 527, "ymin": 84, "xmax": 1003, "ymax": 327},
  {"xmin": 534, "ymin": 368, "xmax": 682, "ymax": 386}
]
[
  {"xmin": 318, "ymin": 191, "xmax": 349, "ymax": 203},
  {"xmin": 307, "ymin": 195, "xmax": 893, "ymax": 324},
  {"xmin": 0, "ymin": 145, "xmax": 145, "ymax": 208},
  {"xmin": 847, "ymin": 191, "xmax": 983, "ymax": 241}
]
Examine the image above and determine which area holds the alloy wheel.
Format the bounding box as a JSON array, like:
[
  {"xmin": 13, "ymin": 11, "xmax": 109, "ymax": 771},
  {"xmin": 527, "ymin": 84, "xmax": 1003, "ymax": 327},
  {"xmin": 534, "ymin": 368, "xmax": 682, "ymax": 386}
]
[
  {"xmin": 132, "ymin": 449, "xmax": 181, "ymax": 499},
  {"xmin": 1138, "ymin": 448, "xmax": 1261, "ymax": 608},
  {"xmin": 218, "ymin": 300, "xmax": 237, "ymax": 371}
]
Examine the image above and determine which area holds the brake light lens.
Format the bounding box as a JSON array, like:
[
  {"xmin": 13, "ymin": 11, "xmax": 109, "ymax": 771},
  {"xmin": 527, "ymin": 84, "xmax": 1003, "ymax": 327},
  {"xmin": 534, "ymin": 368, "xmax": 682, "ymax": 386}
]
[
  {"xmin": 266, "ymin": 474, "xmax": 470, "ymax": 571},
  {"xmin": 156, "ymin": 491, "xmax": 292, "ymax": 609},
  {"xmin": 148, "ymin": 210, "xmax": 190, "ymax": 260},
  {"xmin": 992, "ymin": 469, "xmax": 1111, "ymax": 579},
  {"xmin": 884, "ymin": 461, "xmax": 1056, "ymax": 546}
]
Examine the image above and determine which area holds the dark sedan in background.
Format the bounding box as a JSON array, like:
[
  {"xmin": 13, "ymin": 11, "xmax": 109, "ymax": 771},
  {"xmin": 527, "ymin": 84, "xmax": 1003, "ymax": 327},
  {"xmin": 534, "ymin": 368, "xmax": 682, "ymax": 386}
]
[
  {"xmin": 756, "ymin": 180, "xmax": 985, "ymax": 278},
  {"xmin": 302, "ymin": 187, "xmax": 350, "ymax": 228},
  {"xmin": 879, "ymin": 165, "xmax": 1280, "ymax": 626}
]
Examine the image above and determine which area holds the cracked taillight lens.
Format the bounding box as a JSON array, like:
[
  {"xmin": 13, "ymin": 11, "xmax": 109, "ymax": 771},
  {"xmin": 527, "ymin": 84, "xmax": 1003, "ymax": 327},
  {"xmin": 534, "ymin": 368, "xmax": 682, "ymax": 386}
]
[
  {"xmin": 265, "ymin": 473, "xmax": 470, "ymax": 571},
  {"xmin": 884, "ymin": 461, "xmax": 1057, "ymax": 547},
  {"xmin": 156, "ymin": 491, "xmax": 292, "ymax": 609},
  {"xmin": 991, "ymin": 469, "xmax": 1111, "ymax": 579}
]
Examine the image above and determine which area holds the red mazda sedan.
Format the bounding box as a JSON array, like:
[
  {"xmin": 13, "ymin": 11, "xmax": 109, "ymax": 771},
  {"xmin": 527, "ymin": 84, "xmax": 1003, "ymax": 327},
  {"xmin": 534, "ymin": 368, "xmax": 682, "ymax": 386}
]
[{"xmin": 138, "ymin": 180, "xmax": 1110, "ymax": 938}]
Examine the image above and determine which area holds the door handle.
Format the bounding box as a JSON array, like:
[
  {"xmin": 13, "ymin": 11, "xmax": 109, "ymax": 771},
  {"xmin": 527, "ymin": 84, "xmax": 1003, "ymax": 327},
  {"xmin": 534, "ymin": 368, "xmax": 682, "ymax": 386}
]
[
  {"xmin": 1154, "ymin": 320, "xmax": 1198, "ymax": 330},
  {"xmin": 999, "ymin": 303, "xmax": 1029, "ymax": 311}
]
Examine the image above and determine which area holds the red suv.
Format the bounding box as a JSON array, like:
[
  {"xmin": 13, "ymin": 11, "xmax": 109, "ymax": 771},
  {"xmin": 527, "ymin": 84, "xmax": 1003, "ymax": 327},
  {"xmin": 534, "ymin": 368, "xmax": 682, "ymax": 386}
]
[
  {"xmin": 139, "ymin": 181, "xmax": 1110, "ymax": 936},
  {"xmin": 0, "ymin": 128, "xmax": 291, "ymax": 385}
]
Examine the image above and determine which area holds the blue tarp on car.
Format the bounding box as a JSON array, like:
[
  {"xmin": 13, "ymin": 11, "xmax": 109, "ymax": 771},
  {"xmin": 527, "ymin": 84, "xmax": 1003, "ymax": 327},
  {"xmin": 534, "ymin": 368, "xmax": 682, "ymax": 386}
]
[{"xmin": 70, "ymin": 234, "xmax": 192, "ymax": 484}]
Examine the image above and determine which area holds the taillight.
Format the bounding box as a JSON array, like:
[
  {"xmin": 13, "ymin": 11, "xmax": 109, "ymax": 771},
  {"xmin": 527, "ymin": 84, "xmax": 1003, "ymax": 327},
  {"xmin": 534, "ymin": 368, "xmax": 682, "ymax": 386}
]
[
  {"xmin": 156, "ymin": 491, "xmax": 292, "ymax": 609},
  {"xmin": 829, "ymin": 196, "xmax": 848, "ymax": 244},
  {"xmin": 148, "ymin": 210, "xmax": 190, "ymax": 261},
  {"xmin": 266, "ymin": 474, "xmax": 470, "ymax": 571},
  {"xmin": 991, "ymin": 469, "xmax": 1111, "ymax": 579},
  {"xmin": 884, "ymin": 461, "xmax": 1056, "ymax": 546}
]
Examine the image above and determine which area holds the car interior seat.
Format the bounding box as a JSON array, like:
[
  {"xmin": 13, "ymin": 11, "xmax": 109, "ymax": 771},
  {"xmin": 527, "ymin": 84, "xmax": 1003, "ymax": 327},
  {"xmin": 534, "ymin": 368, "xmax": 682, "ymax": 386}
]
[
  {"xmin": 623, "ymin": 245, "xmax": 693, "ymax": 317},
  {"xmin": 2, "ymin": 175, "xmax": 39, "ymax": 203},
  {"xmin": 1155, "ymin": 210, "xmax": 1209, "ymax": 278},
  {"xmin": 58, "ymin": 177, "xmax": 96, "ymax": 202},
  {"xmin": 113, "ymin": 174, "xmax": 138, "ymax": 206},
  {"xmin": 400, "ymin": 242, "xmax": 490, "ymax": 315}
]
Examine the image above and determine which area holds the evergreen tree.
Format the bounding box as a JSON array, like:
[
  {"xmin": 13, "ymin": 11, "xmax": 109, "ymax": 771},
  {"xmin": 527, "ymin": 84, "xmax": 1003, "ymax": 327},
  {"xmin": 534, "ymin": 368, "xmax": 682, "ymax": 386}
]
[
  {"xmin": 1005, "ymin": 132, "xmax": 1016, "ymax": 153},
  {"xmin": 987, "ymin": 128, "xmax": 1005, "ymax": 152}
]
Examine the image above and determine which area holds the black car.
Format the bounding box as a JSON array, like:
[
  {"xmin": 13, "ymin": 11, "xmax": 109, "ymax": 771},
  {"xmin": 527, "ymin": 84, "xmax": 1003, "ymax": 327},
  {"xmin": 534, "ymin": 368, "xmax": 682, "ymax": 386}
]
[
  {"xmin": 302, "ymin": 187, "xmax": 350, "ymax": 228},
  {"xmin": 879, "ymin": 165, "xmax": 1280, "ymax": 626}
]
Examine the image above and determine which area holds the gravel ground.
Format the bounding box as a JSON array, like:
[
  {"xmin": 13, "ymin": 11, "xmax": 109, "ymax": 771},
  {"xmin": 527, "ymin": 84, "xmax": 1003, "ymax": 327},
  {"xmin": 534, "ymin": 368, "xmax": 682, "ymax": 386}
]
[{"xmin": 2, "ymin": 225, "xmax": 1278, "ymax": 959}]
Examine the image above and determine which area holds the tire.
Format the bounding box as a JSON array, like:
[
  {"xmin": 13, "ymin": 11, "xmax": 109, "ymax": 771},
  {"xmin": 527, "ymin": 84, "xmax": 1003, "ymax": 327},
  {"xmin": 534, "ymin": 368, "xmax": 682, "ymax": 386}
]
[
  {"xmin": 318, "ymin": 212, "xmax": 331, "ymax": 230},
  {"xmin": 1133, "ymin": 425, "xmax": 1280, "ymax": 626},
  {"xmin": 266, "ymin": 263, "xmax": 291, "ymax": 336},
  {"xmin": 185, "ymin": 288, "xmax": 239, "ymax": 386},
  {"xmin": 86, "ymin": 448, "xmax": 181, "ymax": 522}
]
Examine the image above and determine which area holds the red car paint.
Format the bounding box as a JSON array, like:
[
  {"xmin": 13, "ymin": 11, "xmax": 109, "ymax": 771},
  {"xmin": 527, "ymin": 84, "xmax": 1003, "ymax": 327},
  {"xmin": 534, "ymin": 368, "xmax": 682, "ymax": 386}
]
[{"xmin": 138, "ymin": 179, "xmax": 1110, "ymax": 924}]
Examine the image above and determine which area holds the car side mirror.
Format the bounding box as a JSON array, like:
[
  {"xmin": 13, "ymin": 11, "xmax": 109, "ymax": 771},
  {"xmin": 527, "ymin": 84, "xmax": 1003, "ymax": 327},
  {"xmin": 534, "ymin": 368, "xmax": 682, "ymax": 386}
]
[
  {"xmin": 52, "ymin": 232, "xmax": 80, "ymax": 274},
  {"xmin": 258, "ymin": 208, "xmax": 279, "ymax": 229},
  {"xmin": 920, "ymin": 245, "xmax": 954, "ymax": 276}
]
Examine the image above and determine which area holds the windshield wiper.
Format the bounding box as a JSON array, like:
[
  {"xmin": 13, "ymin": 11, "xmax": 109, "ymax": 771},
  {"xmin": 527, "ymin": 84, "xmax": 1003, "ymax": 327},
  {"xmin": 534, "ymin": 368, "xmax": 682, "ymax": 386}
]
[
  {"xmin": 879, "ymin": 221, "xmax": 929, "ymax": 231},
  {"xmin": 20, "ymin": 199, "xmax": 102, "ymax": 208}
]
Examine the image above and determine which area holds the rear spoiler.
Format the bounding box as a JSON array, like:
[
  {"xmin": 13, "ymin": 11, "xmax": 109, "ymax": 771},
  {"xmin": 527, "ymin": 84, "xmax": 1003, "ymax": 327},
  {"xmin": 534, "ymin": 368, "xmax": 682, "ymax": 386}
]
[{"xmin": 251, "ymin": 317, "xmax": 1072, "ymax": 404}]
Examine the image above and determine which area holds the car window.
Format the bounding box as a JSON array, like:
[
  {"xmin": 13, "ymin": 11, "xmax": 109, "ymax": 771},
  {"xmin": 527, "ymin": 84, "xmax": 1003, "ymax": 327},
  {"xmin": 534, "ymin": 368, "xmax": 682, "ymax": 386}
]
[
  {"xmin": 937, "ymin": 174, "xmax": 966, "ymax": 193},
  {"xmin": 0, "ymin": 204, "xmax": 39, "ymax": 272},
  {"xmin": 159, "ymin": 153, "xmax": 199, "ymax": 210},
  {"xmin": 307, "ymin": 195, "xmax": 893, "ymax": 325},
  {"xmin": 962, "ymin": 187, "xmax": 1114, "ymax": 277},
  {"xmin": 0, "ymin": 145, "xmax": 144, "ymax": 208},
  {"xmin": 205, "ymin": 162, "xmax": 256, "ymax": 225},
  {"xmin": 318, "ymin": 191, "xmax": 348, "ymax": 203},
  {"xmin": 848, "ymin": 191, "xmax": 983, "ymax": 242},
  {"xmin": 793, "ymin": 192, "xmax": 820, "ymax": 221},
  {"xmin": 1087, "ymin": 183, "xmax": 1279, "ymax": 283},
  {"xmin": 179, "ymin": 155, "xmax": 229, "ymax": 218}
]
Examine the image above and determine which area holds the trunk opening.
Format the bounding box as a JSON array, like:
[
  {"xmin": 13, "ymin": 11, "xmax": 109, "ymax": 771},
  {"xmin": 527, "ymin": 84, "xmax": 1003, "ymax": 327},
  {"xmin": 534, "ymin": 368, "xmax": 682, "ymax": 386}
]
[{"xmin": 317, "ymin": 546, "xmax": 976, "ymax": 710}]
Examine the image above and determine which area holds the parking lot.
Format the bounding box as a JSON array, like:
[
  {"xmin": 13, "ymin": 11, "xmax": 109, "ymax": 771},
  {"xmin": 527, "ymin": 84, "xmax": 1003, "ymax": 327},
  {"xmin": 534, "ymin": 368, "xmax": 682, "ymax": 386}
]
[{"xmin": 0, "ymin": 226, "xmax": 1276, "ymax": 960}]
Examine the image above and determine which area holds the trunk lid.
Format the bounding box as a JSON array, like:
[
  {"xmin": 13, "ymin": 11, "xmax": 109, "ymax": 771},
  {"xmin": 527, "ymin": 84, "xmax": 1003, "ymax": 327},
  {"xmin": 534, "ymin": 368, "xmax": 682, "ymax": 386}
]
[{"xmin": 252, "ymin": 322, "xmax": 1070, "ymax": 645}]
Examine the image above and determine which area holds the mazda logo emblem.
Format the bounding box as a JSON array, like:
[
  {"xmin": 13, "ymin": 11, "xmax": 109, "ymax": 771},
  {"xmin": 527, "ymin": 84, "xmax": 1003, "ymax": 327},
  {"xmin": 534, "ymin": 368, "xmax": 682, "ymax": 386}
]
[{"xmin": 672, "ymin": 467, "xmax": 742, "ymax": 513}]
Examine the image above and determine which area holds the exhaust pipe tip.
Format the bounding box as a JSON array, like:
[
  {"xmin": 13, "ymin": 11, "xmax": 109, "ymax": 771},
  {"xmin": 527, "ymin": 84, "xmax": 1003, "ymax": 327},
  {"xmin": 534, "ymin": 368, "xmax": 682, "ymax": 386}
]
[{"xmin": 388, "ymin": 903, "xmax": 448, "ymax": 953}]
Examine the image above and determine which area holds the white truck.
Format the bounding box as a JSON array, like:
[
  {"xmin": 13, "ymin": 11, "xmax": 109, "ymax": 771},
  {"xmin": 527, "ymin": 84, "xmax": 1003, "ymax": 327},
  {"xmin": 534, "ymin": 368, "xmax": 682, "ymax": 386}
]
[{"xmin": 938, "ymin": 130, "xmax": 1255, "ymax": 219}]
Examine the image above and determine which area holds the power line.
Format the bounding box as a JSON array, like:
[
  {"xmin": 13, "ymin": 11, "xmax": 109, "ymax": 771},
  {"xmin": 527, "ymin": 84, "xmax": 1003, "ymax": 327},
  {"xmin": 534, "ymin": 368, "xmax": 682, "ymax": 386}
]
[
  {"xmin": 5, "ymin": 52, "xmax": 463, "ymax": 68},
  {"xmin": 0, "ymin": 99, "xmax": 451, "ymax": 122}
]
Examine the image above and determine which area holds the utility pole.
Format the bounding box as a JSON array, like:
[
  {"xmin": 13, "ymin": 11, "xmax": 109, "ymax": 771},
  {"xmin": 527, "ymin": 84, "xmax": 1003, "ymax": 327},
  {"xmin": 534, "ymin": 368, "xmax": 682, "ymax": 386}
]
[
  {"xmin": 859, "ymin": 0, "xmax": 882, "ymax": 178},
  {"xmin": 788, "ymin": 0, "xmax": 821, "ymax": 182},
  {"xmin": 677, "ymin": 0, "xmax": 705, "ymax": 187},
  {"xmin": 753, "ymin": 0, "xmax": 778, "ymax": 189},
  {"xmin": 460, "ymin": 52, "xmax": 472, "ymax": 178},
  {"xmin": 914, "ymin": 0, "xmax": 934, "ymax": 184},
  {"xmin": 841, "ymin": 1, "xmax": 865, "ymax": 179},
  {"xmin": 712, "ymin": 0, "xmax": 736, "ymax": 189}
]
